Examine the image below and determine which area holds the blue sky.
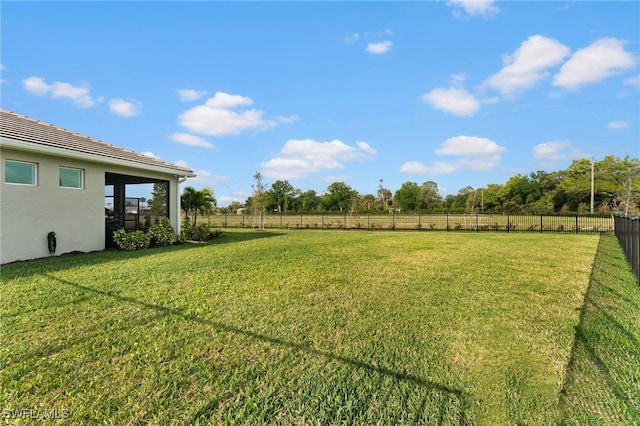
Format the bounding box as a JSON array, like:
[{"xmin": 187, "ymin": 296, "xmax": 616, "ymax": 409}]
[{"xmin": 2, "ymin": 1, "xmax": 638, "ymax": 206}]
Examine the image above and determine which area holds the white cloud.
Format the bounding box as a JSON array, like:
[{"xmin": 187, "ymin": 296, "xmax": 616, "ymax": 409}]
[
  {"xmin": 422, "ymin": 87, "xmax": 480, "ymax": 116},
  {"xmin": 554, "ymin": 38, "xmax": 637, "ymax": 90},
  {"xmin": 345, "ymin": 33, "xmax": 360, "ymax": 44},
  {"xmin": 624, "ymin": 75, "xmax": 640, "ymax": 88},
  {"xmin": 109, "ymin": 98, "xmax": 142, "ymax": 117},
  {"xmin": 436, "ymin": 135, "xmax": 505, "ymax": 157},
  {"xmin": 356, "ymin": 141, "xmax": 377, "ymax": 155},
  {"xmin": 447, "ymin": 0, "xmax": 499, "ymax": 18},
  {"xmin": 177, "ymin": 89, "xmax": 209, "ymax": 102},
  {"xmin": 141, "ymin": 151, "xmax": 160, "ymax": 159},
  {"xmin": 23, "ymin": 76, "xmax": 103, "ymax": 108},
  {"xmin": 366, "ymin": 40, "xmax": 393, "ymax": 54},
  {"xmin": 170, "ymin": 132, "xmax": 213, "ymax": 148},
  {"xmin": 401, "ymin": 135, "xmax": 505, "ymax": 176},
  {"xmin": 208, "ymin": 92, "xmax": 252, "ymax": 108},
  {"xmin": 261, "ymin": 139, "xmax": 377, "ymax": 180},
  {"xmin": 176, "ymin": 161, "xmax": 228, "ymax": 189},
  {"xmin": 533, "ymin": 140, "xmax": 588, "ymax": 167},
  {"xmin": 178, "ymin": 91, "xmax": 287, "ymax": 136},
  {"xmin": 174, "ymin": 160, "xmax": 191, "ymax": 170},
  {"xmin": 484, "ymin": 35, "xmax": 570, "ymax": 96},
  {"xmin": 188, "ymin": 169, "xmax": 229, "ymax": 188},
  {"xmin": 23, "ymin": 76, "xmax": 50, "ymax": 95},
  {"xmin": 323, "ymin": 174, "xmax": 352, "ymax": 183},
  {"xmin": 217, "ymin": 195, "xmax": 244, "ymax": 208},
  {"xmin": 607, "ymin": 120, "xmax": 629, "ymax": 130},
  {"xmin": 274, "ymin": 115, "xmax": 300, "ymax": 124},
  {"xmin": 400, "ymin": 161, "xmax": 459, "ymax": 175}
]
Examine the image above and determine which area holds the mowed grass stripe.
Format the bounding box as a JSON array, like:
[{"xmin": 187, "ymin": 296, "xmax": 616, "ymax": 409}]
[
  {"xmin": 2, "ymin": 230, "xmax": 599, "ymax": 424},
  {"xmin": 559, "ymin": 235, "xmax": 640, "ymax": 424}
]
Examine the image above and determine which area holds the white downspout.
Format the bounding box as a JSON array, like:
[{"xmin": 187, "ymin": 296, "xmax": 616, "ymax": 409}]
[{"xmin": 177, "ymin": 176, "xmax": 189, "ymax": 235}]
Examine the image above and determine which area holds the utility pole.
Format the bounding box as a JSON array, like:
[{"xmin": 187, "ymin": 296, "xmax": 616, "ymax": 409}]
[{"xmin": 590, "ymin": 157, "xmax": 595, "ymax": 214}]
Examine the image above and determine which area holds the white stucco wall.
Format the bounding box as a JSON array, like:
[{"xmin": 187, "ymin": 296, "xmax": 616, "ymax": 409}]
[
  {"xmin": 1, "ymin": 148, "xmax": 183, "ymax": 264},
  {"xmin": 1, "ymin": 148, "xmax": 104, "ymax": 264}
]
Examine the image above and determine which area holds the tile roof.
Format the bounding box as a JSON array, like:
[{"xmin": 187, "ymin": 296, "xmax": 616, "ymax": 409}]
[{"xmin": 0, "ymin": 109, "xmax": 194, "ymax": 175}]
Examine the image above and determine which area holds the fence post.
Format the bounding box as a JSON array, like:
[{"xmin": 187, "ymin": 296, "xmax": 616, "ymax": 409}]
[
  {"xmin": 507, "ymin": 215, "xmax": 510, "ymax": 233},
  {"xmin": 447, "ymin": 214, "xmax": 449, "ymax": 231},
  {"xmin": 392, "ymin": 211, "xmax": 395, "ymax": 230},
  {"xmin": 242, "ymin": 214, "xmax": 245, "ymax": 229},
  {"xmin": 476, "ymin": 214, "xmax": 479, "ymax": 233},
  {"xmin": 540, "ymin": 215, "xmax": 543, "ymax": 233},
  {"xmin": 224, "ymin": 213, "xmax": 228, "ymax": 228},
  {"xmin": 576, "ymin": 215, "xmax": 579, "ymax": 234},
  {"xmin": 281, "ymin": 212, "xmax": 283, "ymax": 229},
  {"xmin": 368, "ymin": 214, "xmax": 370, "ymax": 230}
]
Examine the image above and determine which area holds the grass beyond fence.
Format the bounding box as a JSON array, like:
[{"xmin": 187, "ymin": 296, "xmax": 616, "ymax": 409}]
[
  {"xmin": 203, "ymin": 213, "xmax": 613, "ymax": 234},
  {"xmin": 1, "ymin": 231, "xmax": 637, "ymax": 424}
]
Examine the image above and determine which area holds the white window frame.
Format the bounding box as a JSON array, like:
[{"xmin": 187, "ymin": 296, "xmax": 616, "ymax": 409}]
[
  {"xmin": 4, "ymin": 159, "xmax": 38, "ymax": 186},
  {"xmin": 59, "ymin": 166, "xmax": 84, "ymax": 189}
]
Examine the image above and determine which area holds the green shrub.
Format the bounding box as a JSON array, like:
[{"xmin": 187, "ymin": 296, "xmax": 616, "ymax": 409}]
[
  {"xmin": 148, "ymin": 218, "xmax": 176, "ymax": 247},
  {"xmin": 112, "ymin": 229, "xmax": 150, "ymax": 251},
  {"xmin": 180, "ymin": 223, "xmax": 223, "ymax": 242}
]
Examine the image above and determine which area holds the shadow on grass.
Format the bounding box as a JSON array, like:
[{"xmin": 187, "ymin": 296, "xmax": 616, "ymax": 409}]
[
  {"xmin": 559, "ymin": 235, "xmax": 640, "ymax": 423},
  {"xmin": 39, "ymin": 273, "xmax": 473, "ymax": 425},
  {"xmin": 207, "ymin": 229, "xmax": 286, "ymax": 245},
  {"xmin": 0, "ymin": 230, "xmax": 284, "ymax": 280}
]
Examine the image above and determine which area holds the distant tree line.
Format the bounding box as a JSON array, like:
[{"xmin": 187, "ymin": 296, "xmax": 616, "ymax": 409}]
[{"xmin": 210, "ymin": 155, "xmax": 640, "ymax": 216}]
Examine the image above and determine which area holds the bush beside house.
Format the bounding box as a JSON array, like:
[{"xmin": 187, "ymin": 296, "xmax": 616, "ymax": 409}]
[{"xmin": 112, "ymin": 217, "xmax": 222, "ymax": 251}]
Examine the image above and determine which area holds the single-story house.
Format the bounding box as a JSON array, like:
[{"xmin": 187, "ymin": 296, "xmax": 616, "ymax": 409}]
[{"xmin": 0, "ymin": 109, "xmax": 195, "ymax": 264}]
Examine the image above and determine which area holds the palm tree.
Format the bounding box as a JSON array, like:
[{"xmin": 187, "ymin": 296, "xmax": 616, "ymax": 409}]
[{"xmin": 181, "ymin": 186, "xmax": 216, "ymax": 225}]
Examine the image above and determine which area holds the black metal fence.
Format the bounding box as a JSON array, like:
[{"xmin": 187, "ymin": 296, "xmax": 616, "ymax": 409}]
[
  {"xmin": 614, "ymin": 216, "xmax": 640, "ymax": 283},
  {"xmin": 203, "ymin": 213, "xmax": 614, "ymax": 235}
]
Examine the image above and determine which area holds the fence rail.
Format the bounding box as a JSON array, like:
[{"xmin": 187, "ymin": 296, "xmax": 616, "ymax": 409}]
[
  {"xmin": 614, "ymin": 216, "xmax": 640, "ymax": 283},
  {"xmin": 200, "ymin": 213, "xmax": 614, "ymax": 235}
]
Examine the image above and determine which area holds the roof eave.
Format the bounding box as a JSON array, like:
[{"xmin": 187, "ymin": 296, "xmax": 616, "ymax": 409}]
[{"xmin": 0, "ymin": 136, "xmax": 196, "ymax": 178}]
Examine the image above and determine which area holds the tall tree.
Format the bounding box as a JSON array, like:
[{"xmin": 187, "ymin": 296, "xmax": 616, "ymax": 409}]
[
  {"xmin": 323, "ymin": 182, "xmax": 357, "ymax": 212},
  {"xmin": 377, "ymin": 179, "xmax": 393, "ymax": 212},
  {"xmin": 298, "ymin": 189, "xmax": 320, "ymax": 213},
  {"xmin": 497, "ymin": 174, "xmax": 540, "ymax": 213},
  {"xmin": 555, "ymin": 159, "xmax": 593, "ymax": 212},
  {"xmin": 419, "ymin": 181, "xmax": 443, "ymax": 211},
  {"xmin": 269, "ymin": 180, "xmax": 295, "ymax": 213},
  {"xmin": 597, "ymin": 155, "xmax": 640, "ymax": 214},
  {"xmin": 361, "ymin": 194, "xmax": 377, "ymax": 212},
  {"xmin": 445, "ymin": 186, "xmax": 474, "ymax": 211},
  {"xmin": 149, "ymin": 182, "xmax": 168, "ymax": 217},
  {"xmin": 251, "ymin": 172, "xmax": 268, "ymax": 229},
  {"xmin": 394, "ymin": 181, "xmax": 421, "ymax": 212}
]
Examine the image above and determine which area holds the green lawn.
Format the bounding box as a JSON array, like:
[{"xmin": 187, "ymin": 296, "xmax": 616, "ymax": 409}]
[{"xmin": 1, "ymin": 230, "xmax": 637, "ymax": 424}]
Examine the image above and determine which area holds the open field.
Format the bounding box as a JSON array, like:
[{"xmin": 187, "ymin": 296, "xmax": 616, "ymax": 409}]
[
  {"xmin": 204, "ymin": 213, "xmax": 614, "ymax": 234},
  {"xmin": 1, "ymin": 230, "xmax": 638, "ymax": 424}
]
